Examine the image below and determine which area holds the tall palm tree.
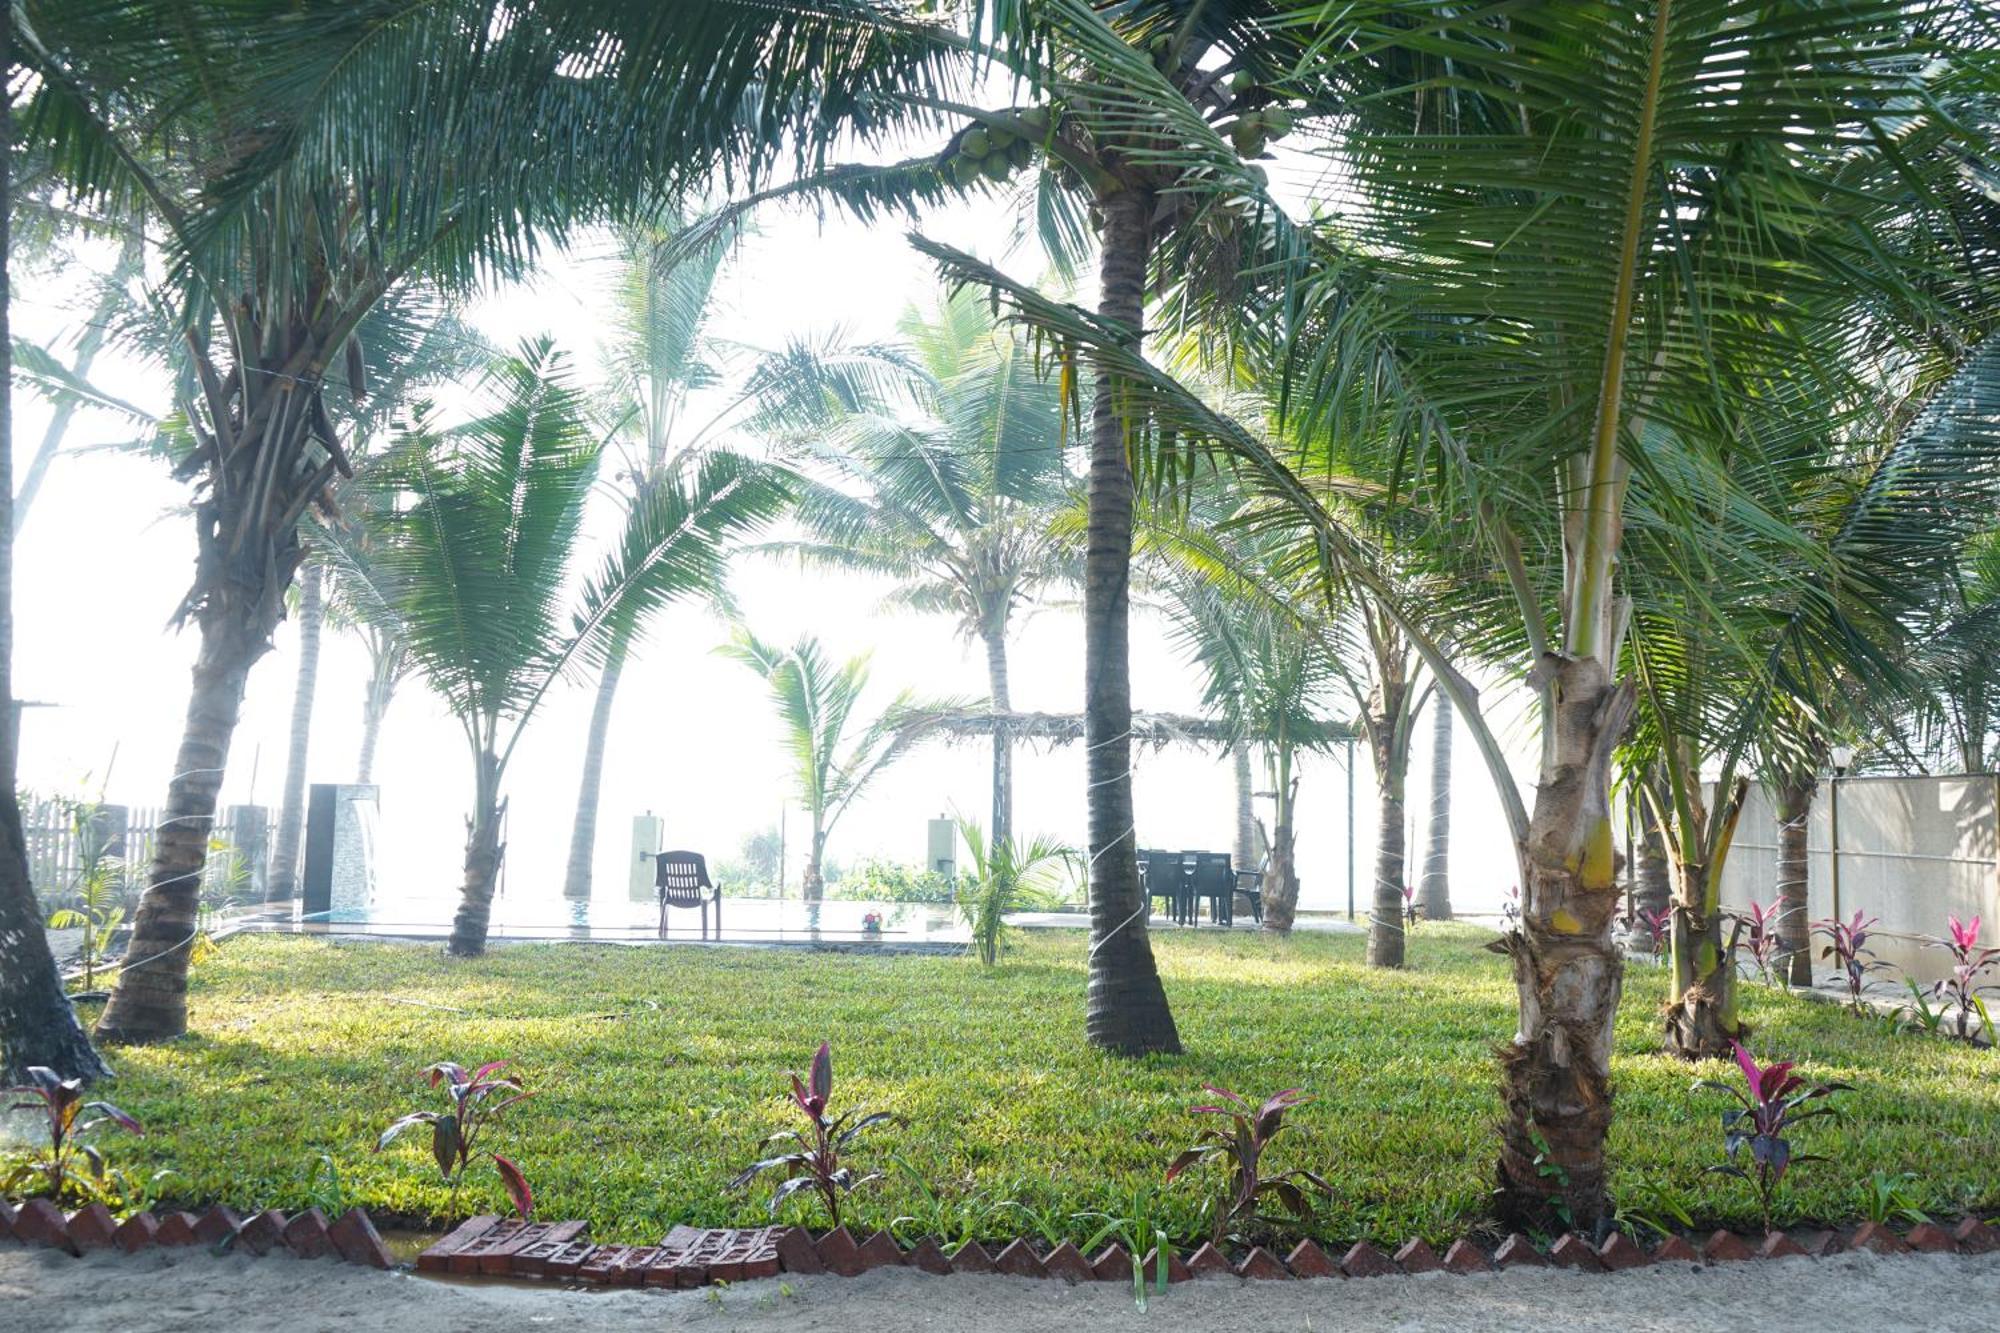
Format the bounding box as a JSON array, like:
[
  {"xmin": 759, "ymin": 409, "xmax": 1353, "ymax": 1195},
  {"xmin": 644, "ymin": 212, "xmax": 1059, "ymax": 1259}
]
[
  {"xmin": 337, "ymin": 341, "xmax": 787, "ymax": 955},
  {"xmin": 719, "ymin": 628, "xmax": 920, "ymax": 900},
  {"xmin": 26, "ymin": 0, "xmax": 962, "ymax": 1042},
  {"xmin": 561, "ymin": 219, "xmax": 735, "ymax": 900},
  {"xmin": 265, "ymin": 564, "xmax": 322, "ymax": 902},
  {"xmin": 0, "ymin": 24, "xmax": 113, "ymax": 1083},
  {"xmin": 750, "ymin": 287, "xmax": 1073, "ymax": 848}
]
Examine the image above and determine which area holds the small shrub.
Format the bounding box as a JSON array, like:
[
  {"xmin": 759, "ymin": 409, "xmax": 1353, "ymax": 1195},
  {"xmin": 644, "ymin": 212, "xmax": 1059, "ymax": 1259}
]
[
  {"xmin": 1695, "ymin": 1042, "xmax": 1848, "ymax": 1232},
  {"xmin": 731, "ymin": 1041, "xmax": 894, "ymax": 1230},
  {"xmin": 2, "ymin": 1066, "xmax": 142, "ymax": 1207},
  {"xmin": 1814, "ymin": 911, "xmax": 1892, "ymax": 1010},
  {"xmin": 1165, "ymin": 1084, "xmax": 1330, "ymax": 1244},
  {"xmin": 376, "ymin": 1060, "xmax": 535, "ymax": 1222},
  {"xmin": 1401, "ymin": 884, "xmax": 1419, "ymax": 929},
  {"xmin": 1858, "ymin": 1170, "xmax": 1930, "ymax": 1227},
  {"xmin": 1639, "ymin": 906, "xmax": 1671, "ymax": 962}
]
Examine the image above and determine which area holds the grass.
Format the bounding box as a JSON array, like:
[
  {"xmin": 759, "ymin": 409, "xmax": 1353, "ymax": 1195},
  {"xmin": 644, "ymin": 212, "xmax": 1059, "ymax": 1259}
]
[{"xmin": 56, "ymin": 925, "xmax": 2000, "ymax": 1247}]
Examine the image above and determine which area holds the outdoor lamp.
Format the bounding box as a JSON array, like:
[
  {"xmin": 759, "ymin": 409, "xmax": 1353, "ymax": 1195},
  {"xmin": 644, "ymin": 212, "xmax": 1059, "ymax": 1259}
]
[{"xmin": 1830, "ymin": 744, "xmax": 1855, "ymax": 776}]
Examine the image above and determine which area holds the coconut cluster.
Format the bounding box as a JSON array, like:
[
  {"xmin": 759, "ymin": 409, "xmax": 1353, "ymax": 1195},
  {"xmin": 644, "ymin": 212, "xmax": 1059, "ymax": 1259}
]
[{"xmin": 944, "ymin": 108, "xmax": 1055, "ymax": 186}]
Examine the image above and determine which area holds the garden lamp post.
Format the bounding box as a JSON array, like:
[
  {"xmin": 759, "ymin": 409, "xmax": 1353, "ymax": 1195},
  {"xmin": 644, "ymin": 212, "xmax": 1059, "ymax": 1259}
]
[{"xmin": 1829, "ymin": 744, "xmax": 1855, "ymax": 923}]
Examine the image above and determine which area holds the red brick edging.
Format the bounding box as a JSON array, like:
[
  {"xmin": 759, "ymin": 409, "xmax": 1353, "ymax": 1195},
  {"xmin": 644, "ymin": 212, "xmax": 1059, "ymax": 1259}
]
[
  {"xmin": 402, "ymin": 1215, "xmax": 2000, "ymax": 1288},
  {"xmin": 9, "ymin": 1198, "xmax": 1994, "ymax": 1287},
  {"xmin": 0, "ymin": 1199, "xmax": 393, "ymax": 1269}
]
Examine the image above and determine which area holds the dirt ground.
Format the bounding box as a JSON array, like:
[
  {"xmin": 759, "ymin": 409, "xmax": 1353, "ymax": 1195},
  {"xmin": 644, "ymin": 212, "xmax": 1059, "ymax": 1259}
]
[{"xmin": 6, "ymin": 1244, "xmax": 1997, "ymax": 1332}]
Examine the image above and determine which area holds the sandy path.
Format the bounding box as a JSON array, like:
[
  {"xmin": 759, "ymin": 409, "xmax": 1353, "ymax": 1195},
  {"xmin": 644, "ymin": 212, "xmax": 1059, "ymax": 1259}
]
[{"xmin": 8, "ymin": 1246, "xmax": 1997, "ymax": 1332}]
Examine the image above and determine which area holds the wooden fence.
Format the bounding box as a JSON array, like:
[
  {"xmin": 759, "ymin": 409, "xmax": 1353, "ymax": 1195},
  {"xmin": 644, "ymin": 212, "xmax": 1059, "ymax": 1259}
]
[{"xmin": 23, "ymin": 796, "xmax": 273, "ymax": 909}]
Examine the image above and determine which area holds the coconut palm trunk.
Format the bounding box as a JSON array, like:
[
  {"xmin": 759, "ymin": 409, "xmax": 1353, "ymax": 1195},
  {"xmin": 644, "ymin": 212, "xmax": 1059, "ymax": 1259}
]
[
  {"xmin": 1083, "ymin": 186, "xmax": 1179, "ymax": 1056},
  {"xmin": 803, "ymin": 828, "xmax": 827, "ymax": 903},
  {"xmin": 982, "ymin": 624, "xmax": 1013, "ymax": 848},
  {"xmin": 0, "ymin": 49, "xmax": 113, "ymax": 1081},
  {"xmin": 1636, "ymin": 778, "xmax": 1672, "ymax": 918},
  {"xmin": 97, "ymin": 605, "xmax": 285, "ymax": 1042},
  {"xmin": 267, "ymin": 562, "xmax": 323, "ymax": 902},
  {"xmin": 1773, "ymin": 774, "xmax": 1815, "ymax": 987},
  {"xmin": 449, "ymin": 747, "xmax": 506, "ymax": 957},
  {"xmin": 1262, "ymin": 740, "xmax": 1303, "ymax": 931},
  {"xmin": 1419, "ymin": 693, "xmax": 1453, "ymax": 920},
  {"xmin": 562, "ymin": 628, "xmax": 629, "ymax": 900}
]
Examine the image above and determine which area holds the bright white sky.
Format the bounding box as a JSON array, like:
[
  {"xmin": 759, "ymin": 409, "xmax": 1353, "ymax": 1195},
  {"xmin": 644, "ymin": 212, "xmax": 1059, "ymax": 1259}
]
[{"xmin": 13, "ymin": 179, "xmax": 1542, "ymax": 918}]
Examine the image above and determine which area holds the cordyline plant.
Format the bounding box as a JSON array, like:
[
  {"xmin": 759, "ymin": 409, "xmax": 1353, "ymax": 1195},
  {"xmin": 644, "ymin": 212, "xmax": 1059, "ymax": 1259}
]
[
  {"xmin": 1815, "ymin": 911, "xmax": 1892, "ymax": 1011},
  {"xmin": 1165, "ymin": 1084, "xmax": 1330, "ymax": 1245},
  {"xmin": 731, "ymin": 1041, "xmax": 893, "ymax": 1231},
  {"xmin": 2, "ymin": 1066, "xmax": 143, "ymax": 1206},
  {"xmin": 1928, "ymin": 914, "xmax": 1998, "ymax": 1043},
  {"xmin": 1696, "ymin": 1043, "xmax": 1849, "ymax": 1232},
  {"xmin": 1738, "ymin": 901, "xmax": 1784, "ymax": 986},
  {"xmin": 377, "ymin": 1061, "xmax": 534, "ymax": 1222},
  {"xmin": 1639, "ymin": 907, "xmax": 1672, "ymax": 963}
]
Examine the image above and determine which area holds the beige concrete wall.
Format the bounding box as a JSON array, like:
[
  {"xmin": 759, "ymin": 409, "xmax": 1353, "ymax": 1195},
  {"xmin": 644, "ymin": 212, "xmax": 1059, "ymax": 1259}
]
[{"xmin": 1712, "ymin": 775, "xmax": 2000, "ymax": 985}]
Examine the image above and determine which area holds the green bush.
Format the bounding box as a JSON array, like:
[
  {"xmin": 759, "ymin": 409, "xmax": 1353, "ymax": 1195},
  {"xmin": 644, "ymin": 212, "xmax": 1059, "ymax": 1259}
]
[{"xmin": 826, "ymin": 858, "xmax": 956, "ymax": 903}]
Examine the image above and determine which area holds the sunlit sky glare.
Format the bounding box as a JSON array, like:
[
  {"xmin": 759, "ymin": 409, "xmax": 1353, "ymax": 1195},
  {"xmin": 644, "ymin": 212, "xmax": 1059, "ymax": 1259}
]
[{"xmin": 13, "ymin": 161, "xmax": 1543, "ymax": 918}]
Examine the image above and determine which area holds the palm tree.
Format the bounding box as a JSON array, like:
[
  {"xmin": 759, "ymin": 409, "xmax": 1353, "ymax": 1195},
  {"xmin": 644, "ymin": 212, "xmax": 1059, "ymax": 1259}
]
[
  {"xmin": 338, "ymin": 341, "xmax": 787, "ymax": 956},
  {"xmin": 750, "ymin": 287, "xmax": 1073, "ymax": 848},
  {"xmin": 26, "ymin": 0, "xmax": 961, "ymax": 1042},
  {"xmin": 561, "ymin": 218, "xmax": 733, "ymax": 901},
  {"xmin": 720, "ymin": 628, "xmax": 920, "ymax": 900},
  {"xmin": 0, "ymin": 25, "xmax": 113, "ymax": 1083}
]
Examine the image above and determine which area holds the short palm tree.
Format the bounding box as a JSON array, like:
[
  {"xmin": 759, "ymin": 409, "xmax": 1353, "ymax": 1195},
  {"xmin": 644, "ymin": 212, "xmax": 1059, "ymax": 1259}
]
[
  {"xmin": 337, "ymin": 340, "xmax": 787, "ymax": 955},
  {"xmin": 955, "ymin": 819, "xmax": 1072, "ymax": 965},
  {"xmin": 719, "ymin": 628, "xmax": 919, "ymax": 901},
  {"xmin": 751, "ymin": 287, "xmax": 1074, "ymax": 848}
]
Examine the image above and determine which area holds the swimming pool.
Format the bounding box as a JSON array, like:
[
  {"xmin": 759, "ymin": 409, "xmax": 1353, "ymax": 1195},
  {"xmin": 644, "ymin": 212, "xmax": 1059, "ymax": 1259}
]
[{"xmin": 235, "ymin": 892, "xmax": 973, "ymax": 946}]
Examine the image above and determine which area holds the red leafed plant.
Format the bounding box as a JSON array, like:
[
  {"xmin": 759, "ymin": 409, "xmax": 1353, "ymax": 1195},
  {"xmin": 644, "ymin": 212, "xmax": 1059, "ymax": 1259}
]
[
  {"xmin": 1928, "ymin": 913, "xmax": 1998, "ymax": 1043},
  {"xmin": 376, "ymin": 1060, "xmax": 534, "ymax": 1222},
  {"xmin": 1738, "ymin": 900, "xmax": 1784, "ymax": 985},
  {"xmin": 1814, "ymin": 911, "xmax": 1892, "ymax": 1010},
  {"xmin": 2, "ymin": 1066, "xmax": 142, "ymax": 1206},
  {"xmin": 730, "ymin": 1040, "xmax": 894, "ymax": 1230},
  {"xmin": 1166, "ymin": 1084, "xmax": 1330, "ymax": 1244},
  {"xmin": 1695, "ymin": 1043, "xmax": 1849, "ymax": 1232},
  {"xmin": 1639, "ymin": 906, "xmax": 1672, "ymax": 962}
]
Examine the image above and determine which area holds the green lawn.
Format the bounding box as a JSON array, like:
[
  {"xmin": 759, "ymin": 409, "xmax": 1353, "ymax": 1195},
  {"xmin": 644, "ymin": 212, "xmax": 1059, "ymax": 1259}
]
[{"xmin": 71, "ymin": 926, "xmax": 2000, "ymax": 1247}]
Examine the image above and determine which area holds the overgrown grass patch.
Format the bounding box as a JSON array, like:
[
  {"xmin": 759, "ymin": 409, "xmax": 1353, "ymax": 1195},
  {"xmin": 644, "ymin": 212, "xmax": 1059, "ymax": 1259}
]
[{"xmin": 72, "ymin": 926, "xmax": 2000, "ymax": 1246}]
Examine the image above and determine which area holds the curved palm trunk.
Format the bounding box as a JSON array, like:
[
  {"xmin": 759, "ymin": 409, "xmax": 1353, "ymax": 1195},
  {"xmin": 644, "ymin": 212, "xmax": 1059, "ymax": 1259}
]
[
  {"xmin": 982, "ymin": 624, "xmax": 1013, "ymax": 847},
  {"xmin": 97, "ymin": 613, "xmax": 279, "ymax": 1042},
  {"xmin": 355, "ymin": 642, "xmax": 402, "ymax": 786},
  {"xmin": 1418, "ymin": 693, "xmax": 1453, "ymax": 920},
  {"xmin": 562, "ymin": 629, "xmax": 630, "ymax": 900},
  {"xmin": 1774, "ymin": 775, "xmax": 1815, "ymax": 987},
  {"xmin": 1495, "ymin": 658, "xmax": 1635, "ymax": 1232},
  {"xmin": 1082, "ymin": 186, "xmax": 1179, "ymax": 1056},
  {"xmin": 0, "ymin": 62, "xmax": 113, "ymax": 1079},
  {"xmin": 449, "ymin": 748, "xmax": 506, "ymax": 957},
  {"xmin": 267, "ymin": 562, "xmax": 323, "ymax": 902}
]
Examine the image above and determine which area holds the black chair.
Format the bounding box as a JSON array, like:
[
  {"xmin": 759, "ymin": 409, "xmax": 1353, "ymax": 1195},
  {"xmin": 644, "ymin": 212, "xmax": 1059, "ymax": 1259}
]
[
  {"xmin": 1190, "ymin": 852, "xmax": 1236, "ymax": 926},
  {"xmin": 1142, "ymin": 848, "xmax": 1193, "ymax": 924},
  {"xmin": 645, "ymin": 849, "xmax": 722, "ymax": 939},
  {"xmin": 1233, "ymin": 857, "xmax": 1266, "ymax": 926}
]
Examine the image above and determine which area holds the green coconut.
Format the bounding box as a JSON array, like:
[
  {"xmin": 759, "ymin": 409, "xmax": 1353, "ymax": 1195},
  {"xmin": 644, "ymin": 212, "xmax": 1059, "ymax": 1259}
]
[{"xmin": 960, "ymin": 126, "xmax": 991, "ymax": 158}]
